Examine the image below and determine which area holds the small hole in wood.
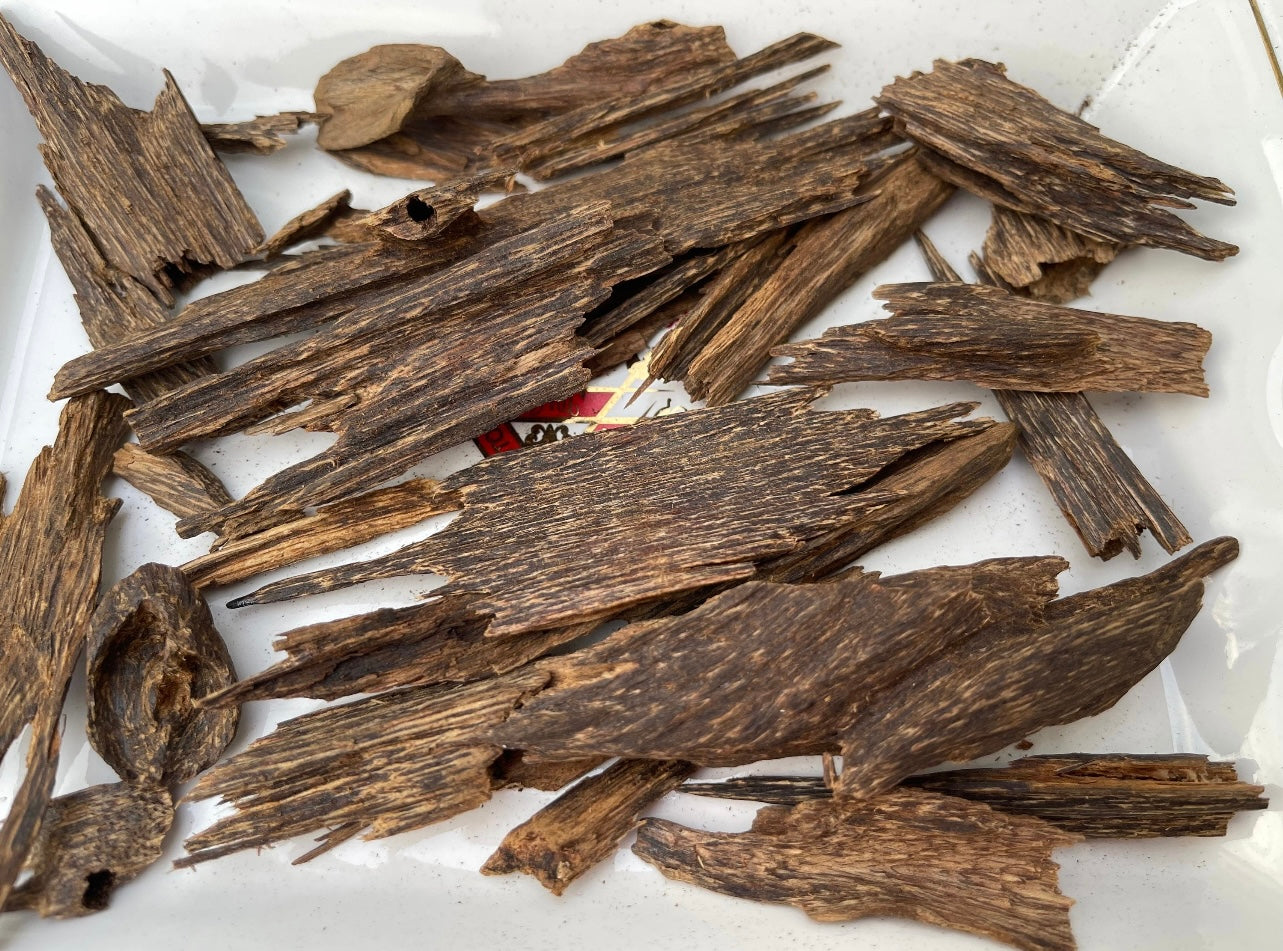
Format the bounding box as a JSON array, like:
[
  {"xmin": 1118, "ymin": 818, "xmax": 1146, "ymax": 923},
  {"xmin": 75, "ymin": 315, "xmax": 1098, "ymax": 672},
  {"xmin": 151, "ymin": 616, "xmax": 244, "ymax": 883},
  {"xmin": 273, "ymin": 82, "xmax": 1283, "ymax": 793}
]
[
  {"xmin": 406, "ymin": 196, "xmax": 434, "ymax": 223},
  {"xmin": 82, "ymin": 869, "xmax": 116, "ymax": 910}
]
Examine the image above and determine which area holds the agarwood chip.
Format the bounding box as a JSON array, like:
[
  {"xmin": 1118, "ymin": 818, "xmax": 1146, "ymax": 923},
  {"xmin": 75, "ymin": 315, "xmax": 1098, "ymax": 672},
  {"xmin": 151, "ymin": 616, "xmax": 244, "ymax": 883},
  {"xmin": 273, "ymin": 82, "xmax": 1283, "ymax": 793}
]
[
  {"xmin": 253, "ymin": 190, "xmax": 355, "ymax": 259},
  {"xmin": 683, "ymin": 753, "xmax": 1268, "ymax": 837},
  {"xmin": 982, "ymin": 205, "xmax": 1120, "ymax": 303},
  {"xmin": 837, "ymin": 537, "xmax": 1239, "ymax": 798},
  {"xmin": 634, "ymin": 790, "xmax": 1079, "ymax": 951},
  {"xmin": 202, "ymin": 111, "xmax": 318, "ymax": 154},
  {"xmin": 877, "ymin": 58, "xmax": 1235, "ymax": 259},
  {"xmin": 769, "ymin": 281, "xmax": 1211, "ymax": 396},
  {"xmin": 490, "ymin": 555, "xmax": 1066, "ymax": 764},
  {"xmin": 87, "ymin": 564, "xmax": 238, "ymax": 786},
  {"xmin": 490, "ymin": 753, "xmax": 607, "ymax": 793},
  {"xmin": 2, "ymin": 783, "xmax": 173, "ymax": 919},
  {"xmin": 482, "ymin": 759, "xmax": 695, "ymax": 894},
  {"xmin": 112, "ymin": 444, "xmax": 234, "ymax": 521}
]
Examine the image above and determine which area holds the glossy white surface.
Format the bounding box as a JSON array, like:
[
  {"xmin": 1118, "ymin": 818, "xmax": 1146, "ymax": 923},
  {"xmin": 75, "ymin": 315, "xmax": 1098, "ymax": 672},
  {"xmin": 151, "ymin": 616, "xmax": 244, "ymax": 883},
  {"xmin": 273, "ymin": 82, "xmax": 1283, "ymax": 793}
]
[{"xmin": 0, "ymin": 1, "xmax": 1280, "ymax": 948}]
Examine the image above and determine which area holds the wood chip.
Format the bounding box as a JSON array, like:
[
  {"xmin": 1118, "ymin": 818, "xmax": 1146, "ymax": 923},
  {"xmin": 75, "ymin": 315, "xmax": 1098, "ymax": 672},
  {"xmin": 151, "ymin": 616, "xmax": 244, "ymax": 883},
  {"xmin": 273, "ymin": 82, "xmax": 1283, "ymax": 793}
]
[
  {"xmin": 982, "ymin": 205, "xmax": 1120, "ymax": 303},
  {"xmin": 836, "ymin": 537, "xmax": 1239, "ymax": 798},
  {"xmin": 112, "ymin": 443, "xmax": 234, "ymax": 521},
  {"xmin": 678, "ymin": 151, "xmax": 953, "ymax": 405},
  {"xmin": 180, "ymin": 670, "xmax": 549, "ymax": 865},
  {"xmin": 482, "ymin": 759, "xmax": 695, "ymax": 894},
  {"xmin": 877, "ymin": 58, "xmax": 1235, "ymax": 259},
  {"xmin": 0, "ymin": 15, "xmax": 262, "ymax": 303},
  {"xmin": 770, "ymin": 281, "xmax": 1211, "ymax": 396},
  {"xmin": 490, "ymin": 753, "xmax": 607, "ymax": 793},
  {"xmin": 683, "ymin": 754, "xmax": 1268, "ymax": 837},
  {"xmin": 202, "ymin": 111, "xmax": 318, "ymax": 154},
  {"xmin": 634, "ymin": 790, "xmax": 1079, "ymax": 951},
  {"xmin": 914, "ymin": 232, "xmax": 1192, "ymax": 559},
  {"xmin": 86, "ymin": 564, "xmax": 239, "ymax": 786},
  {"xmin": 225, "ymin": 395, "xmax": 994, "ymax": 635},
  {"xmin": 253, "ymin": 189, "xmax": 355, "ymax": 258},
  {"xmin": 2, "ymin": 783, "xmax": 173, "ymax": 918},
  {"xmin": 488, "ymin": 555, "xmax": 1064, "ymax": 764}
]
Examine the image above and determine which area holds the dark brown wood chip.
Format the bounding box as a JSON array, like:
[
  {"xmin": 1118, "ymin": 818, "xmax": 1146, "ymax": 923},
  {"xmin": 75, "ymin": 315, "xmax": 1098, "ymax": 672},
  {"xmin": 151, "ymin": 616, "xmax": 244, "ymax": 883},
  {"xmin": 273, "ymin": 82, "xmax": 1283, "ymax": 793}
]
[
  {"xmin": 490, "ymin": 555, "xmax": 1066, "ymax": 764},
  {"xmin": 482, "ymin": 759, "xmax": 695, "ymax": 894},
  {"xmin": 202, "ymin": 111, "xmax": 318, "ymax": 154},
  {"xmin": 837, "ymin": 537, "xmax": 1239, "ymax": 798},
  {"xmin": 982, "ymin": 205, "xmax": 1120, "ymax": 303},
  {"xmin": 634, "ymin": 790, "xmax": 1079, "ymax": 951},
  {"xmin": 253, "ymin": 190, "xmax": 355, "ymax": 259},
  {"xmin": 2, "ymin": 782, "xmax": 173, "ymax": 918},
  {"xmin": 180, "ymin": 669, "xmax": 549, "ymax": 865},
  {"xmin": 770, "ymin": 281, "xmax": 1211, "ymax": 395},
  {"xmin": 86, "ymin": 564, "xmax": 238, "ymax": 786},
  {"xmin": 678, "ymin": 151, "xmax": 952, "ymax": 405},
  {"xmin": 683, "ymin": 753, "xmax": 1267, "ymax": 837},
  {"xmin": 0, "ymin": 15, "xmax": 262, "ymax": 303},
  {"xmin": 112, "ymin": 443, "xmax": 234, "ymax": 522},
  {"xmin": 877, "ymin": 58, "xmax": 1235, "ymax": 259}
]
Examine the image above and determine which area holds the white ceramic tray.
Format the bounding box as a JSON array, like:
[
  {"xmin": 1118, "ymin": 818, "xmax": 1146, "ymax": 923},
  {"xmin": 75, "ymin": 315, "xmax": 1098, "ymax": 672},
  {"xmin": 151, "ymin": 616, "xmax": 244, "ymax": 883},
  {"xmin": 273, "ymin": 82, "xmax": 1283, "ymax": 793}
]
[{"xmin": 1, "ymin": 1, "xmax": 1280, "ymax": 948}]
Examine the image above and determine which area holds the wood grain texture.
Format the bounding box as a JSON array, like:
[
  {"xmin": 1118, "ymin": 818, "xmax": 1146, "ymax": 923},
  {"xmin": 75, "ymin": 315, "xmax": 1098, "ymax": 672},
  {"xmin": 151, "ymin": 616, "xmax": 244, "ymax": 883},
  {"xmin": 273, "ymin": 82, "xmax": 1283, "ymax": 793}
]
[
  {"xmin": 202, "ymin": 111, "xmax": 317, "ymax": 154},
  {"xmin": 0, "ymin": 15, "xmax": 262, "ymax": 303},
  {"xmin": 915, "ymin": 232, "xmax": 1191, "ymax": 559},
  {"xmin": 482, "ymin": 759, "xmax": 695, "ymax": 894},
  {"xmin": 112, "ymin": 443, "xmax": 234, "ymax": 521},
  {"xmin": 226, "ymin": 395, "xmax": 993, "ymax": 635},
  {"xmin": 489, "ymin": 556, "xmax": 1065, "ymax": 764},
  {"xmin": 683, "ymin": 754, "xmax": 1268, "ymax": 837},
  {"xmin": 86, "ymin": 564, "xmax": 238, "ymax": 786},
  {"xmin": 680, "ymin": 152, "xmax": 953, "ymax": 405},
  {"xmin": 180, "ymin": 670, "xmax": 549, "ymax": 865},
  {"xmin": 253, "ymin": 189, "xmax": 355, "ymax": 258},
  {"xmin": 982, "ymin": 205, "xmax": 1120, "ymax": 303},
  {"xmin": 1, "ymin": 782, "xmax": 173, "ymax": 918},
  {"xmin": 879, "ymin": 58, "xmax": 1234, "ymax": 259},
  {"xmin": 490, "ymin": 753, "xmax": 606, "ymax": 793},
  {"xmin": 634, "ymin": 790, "xmax": 1079, "ymax": 951},
  {"xmin": 836, "ymin": 538, "xmax": 1239, "ymax": 798},
  {"xmin": 770, "ymin": 281, "xmax": 1211, "ymax": 395}
]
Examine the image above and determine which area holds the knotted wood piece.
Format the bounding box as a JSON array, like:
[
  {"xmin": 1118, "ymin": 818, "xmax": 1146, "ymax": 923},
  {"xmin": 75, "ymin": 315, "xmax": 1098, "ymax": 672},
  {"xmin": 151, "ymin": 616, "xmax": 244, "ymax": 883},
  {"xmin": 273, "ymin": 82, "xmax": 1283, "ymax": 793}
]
[
  {"xmin": 836, "ymin": 537, "xmax": 1238, "ymax": 798},
  {"xmin": 488, "ymin": 556, "xmax": 1065, "ymax": 764},
  {"xmin": 877, "ymin": 58, "xmax": 1235, "ymax": 259},
  {"xmin": 224, "ymin": 394, "xmax": 994, "ymax": 635},
  {"xmin": 0, "ymin": 14, "xmax": 262, "ymax": 304},
  {"xmin": 634, "ymin": 790, "xmax": 1079, "ymax": 951},
  {"xmin": 682, "ymin": 754, "xmax": 1268, "ymax": 837},
  {"xmin": 482, "ymin": 759, "xmax": 696, "ymax": 894},
  {"xmin": 982, "ymin": 205, "xmax": 1120, "ymax": 303},
  {"xmin": 87, "ymin": 564, "xmax": 239, "ymax": 786},
  {"xmin": 769, "ymin": 281, "xmax": 1211, "ymax": 396},
  {"xmin": 914, "ymin": 231, "xmax": 1191, "ymax": 559}
]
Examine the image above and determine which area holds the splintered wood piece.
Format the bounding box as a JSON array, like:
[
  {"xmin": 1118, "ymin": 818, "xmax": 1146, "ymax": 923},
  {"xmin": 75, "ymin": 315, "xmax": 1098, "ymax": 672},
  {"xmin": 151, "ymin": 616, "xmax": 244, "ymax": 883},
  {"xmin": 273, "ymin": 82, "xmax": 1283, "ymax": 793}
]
[
  {"xmin": 491, "ymin": 32, "xmax": 837, "ymax": 171},
  {"xmin": 982, "ymin": 205, "xmax": 1120, "ymax": 303},
  {"xmin": 37, "ymin": 188, "xmax": 217, "ymax": 404},
  {"xmin": 86, "ymin": 564, "xmax": 238, "ymax": 786},
  {"xmin": 2, "ymin": 782, "xmax": 173, "ymax": 918},
  {"xmin": 52, "ymin": 116, "xmax": 882, "ymax": 403},
  {"xmin": 996, "ymin": 389, "xmax": 1192, "ymax": 558},
  {"xmin": 253, "ymin": 190, "xmax": 355, "ymax": 258},
  {"xmin": 112, "ymin": 443, "xmax": 234, "ymax": 521},
  {"xmin": 0, "ymin": 15, "xmax": 262, "ymax": 302},
  {"xmin": 634, "ymin": 790, "xmax": 1079, "ymax": 951},
  {"xmin": 482, "ymin": 759, "xmax": 696, "ymax": 894},
  {"xmin": 0, "ymin": 391, "xmax": 130, "ymax": 758},
  {"xmin": 199, "ymin": 596, "xmax": 587, "ymax": 706},
  {"xmin": 680, "ymin": 152, "xmax": 953, "ymax": 405},
  {"xmin": 683, "ymin": 754, "xmax": 1268, "ymax": 837},
  {"xmin": 180, "ymin": 670, "xmax": 549, "ymax": 865},
  {"xmin": 586, "ymin": 290, "xmax": 697, "ymax": 375},
  {"xmin": 334, "ymin": 169, "xmax": 515, "ymax": 244},
  {"xmin": 227, "ymin": 396, "xmax": 995, "ymax": 637},
  {"xmin": 877, "ymin": 59, "xmax": 1235, "ymax": 259},
  {"xmin": 647, "ymin": 230, "xmax": 792, "ymax": 382},
  {"xmin": 0, "ymin": 709, "xmax": 62, "ymax": 911},
  {"xmin": 491, "ymin": 752, "xmax": 607, "ymax": 792},
  {"xmin": 202, "ymin": 111, "xmax": 318, "ymax": 154},
  {"xmin": 769, "ymin": 281, "xmax": 1211, "ymax": 396},
  {"xmin": 490, "ymin": 556, "xmax": 1066, "ymax": 765},
  {"xmin": 837, "ymin": 537, "xmax": 1239, "ymax": 799},
  {"xmin": 182, "ymin": 478, "xmax": 459, "ymax": 589},
  {"xmin": 914, "ymin": 234, "xmax": 1192, "ymax": 559}
]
